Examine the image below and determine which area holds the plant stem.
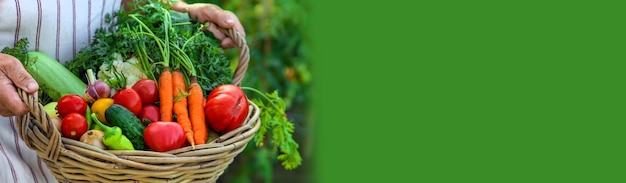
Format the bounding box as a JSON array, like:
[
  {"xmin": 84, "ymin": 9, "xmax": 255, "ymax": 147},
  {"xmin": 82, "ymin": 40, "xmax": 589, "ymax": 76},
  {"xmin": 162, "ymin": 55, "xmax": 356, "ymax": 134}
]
[
  {"xmin": 129, "ymin": 13, "xmax": 170, "ymax": 67},
  {"xmin": 169, "ymin": 43, "xmax": 195, "ymax": 76},
  {"xmin": 240, "ymin": 87, "xmax": 285, "ymax": 116},
  {"xmin": 172, "ymin": 22, "xmax": 192, "ymax": 26},
  {"xmin": 86, "ymin": 69, "xmax": 96, "ymax": 84}
]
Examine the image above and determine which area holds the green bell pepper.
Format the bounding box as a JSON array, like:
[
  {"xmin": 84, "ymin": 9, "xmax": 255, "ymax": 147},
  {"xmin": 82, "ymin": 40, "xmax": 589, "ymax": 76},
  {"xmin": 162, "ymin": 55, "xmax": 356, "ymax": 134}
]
[{"xmin": 90, "ymin": 113, "xmax": 135, "ymax": 150}]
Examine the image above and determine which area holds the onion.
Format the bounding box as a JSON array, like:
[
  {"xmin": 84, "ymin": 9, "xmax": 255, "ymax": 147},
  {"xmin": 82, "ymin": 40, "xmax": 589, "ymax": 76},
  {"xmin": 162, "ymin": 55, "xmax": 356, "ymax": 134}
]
[
  {"xmin": 84, "ymin": 69, "xmax": 111, "ymax": 103},
  {"xmin": 80, "ymin": 130, "xmax": 107, "ymax": 150}
]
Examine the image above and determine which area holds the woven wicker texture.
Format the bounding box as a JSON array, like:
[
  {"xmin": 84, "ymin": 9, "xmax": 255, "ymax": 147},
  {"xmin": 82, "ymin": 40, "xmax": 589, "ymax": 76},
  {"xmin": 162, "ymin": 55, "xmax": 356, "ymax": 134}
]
[{"xmin": 14, "ymin": 25, "xmax": 260, "ymax": 183}]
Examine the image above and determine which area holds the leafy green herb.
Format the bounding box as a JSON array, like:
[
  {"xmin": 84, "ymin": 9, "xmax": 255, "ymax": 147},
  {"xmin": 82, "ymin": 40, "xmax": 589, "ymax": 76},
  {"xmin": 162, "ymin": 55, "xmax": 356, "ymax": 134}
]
[
  {"xmin": 1, "ymin": 38, "xmax": 29, "ymax": 64},
  {"xmin": 242, "ymin": 87, "xmax": 303, "ymax": 170}
]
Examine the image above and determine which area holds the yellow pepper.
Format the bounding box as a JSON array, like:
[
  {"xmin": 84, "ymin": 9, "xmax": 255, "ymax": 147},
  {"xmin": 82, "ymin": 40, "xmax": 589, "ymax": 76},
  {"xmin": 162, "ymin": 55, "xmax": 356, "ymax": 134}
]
[{"xmin": 91, "ymin": 98, "xmax": 114, "ymax": 124}]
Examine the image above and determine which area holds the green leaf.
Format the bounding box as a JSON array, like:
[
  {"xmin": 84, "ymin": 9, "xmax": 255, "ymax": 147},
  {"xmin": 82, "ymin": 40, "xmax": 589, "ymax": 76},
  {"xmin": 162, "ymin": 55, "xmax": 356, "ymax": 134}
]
[
  {"xmin": 1, "ymin": 38, "xmax": 30, "ymax": 65},
  {"xmin": 243, "ymin": 87, "xmax": 303, "ymax": 170}
]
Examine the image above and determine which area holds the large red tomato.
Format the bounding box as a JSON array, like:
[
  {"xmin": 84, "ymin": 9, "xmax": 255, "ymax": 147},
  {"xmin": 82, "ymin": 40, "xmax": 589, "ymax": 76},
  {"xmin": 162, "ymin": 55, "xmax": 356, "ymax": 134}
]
[
  {"xmin": 132, "ymin": 79, "xmax": 159, "ymax": 105},
  {"xmin": 113, "ymin": 88, "xmax": 142, "ymax": 115},
  {"xmin": 144, "ymin": 122, "xmax": 186, "ymax": 152},
  {"xmin": 204, "ymin": 84, "xmax": 249, "ymax": 133},
  {"xmin": 57, "ymin": 94, "xmax": 87, "ymax": 118},
  {"xmin": 61, "ymin": 113, "xmax": 88, "ymax": 140}
]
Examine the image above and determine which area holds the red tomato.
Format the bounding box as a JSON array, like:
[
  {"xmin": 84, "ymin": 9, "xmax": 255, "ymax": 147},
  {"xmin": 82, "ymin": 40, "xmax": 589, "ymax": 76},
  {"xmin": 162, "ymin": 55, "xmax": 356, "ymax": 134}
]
[
  {"xmin": 144, "ymin": 122, "xmax": 186, "ymax": 152},
  {"xmin": 113, "ymin": 88, "xmax": 142, "ymax": 115},
  {"xmin": 57, "ymin": 94, "xmax": 87, "ymax": 118},
  {"xmin": 139, "ymin": 105, "xmax": 160, "ymax": 125},
  {"xmin": 61, "ymin": 113, "xmax": 88, "ymax": 140},
  {"xmin": 204, "ymin": 84, "xmax": 249, "ymax": 133},
  {"xmin": 132, "ymin": 79, "xmax": 159, "ymax": 105}
]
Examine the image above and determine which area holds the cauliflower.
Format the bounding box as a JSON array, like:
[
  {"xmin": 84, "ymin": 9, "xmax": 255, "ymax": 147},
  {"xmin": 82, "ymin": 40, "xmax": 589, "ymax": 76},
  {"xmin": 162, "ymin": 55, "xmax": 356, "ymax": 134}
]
[{"xmin": 98, "ymin": 53, "xmax": 148, "ymax": 89}]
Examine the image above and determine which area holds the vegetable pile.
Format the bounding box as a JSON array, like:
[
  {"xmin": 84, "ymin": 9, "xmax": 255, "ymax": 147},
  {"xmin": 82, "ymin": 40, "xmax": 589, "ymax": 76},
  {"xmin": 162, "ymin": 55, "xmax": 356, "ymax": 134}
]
[{"xmin": 2, "ymin": 0, "xmax": 301, "ymax": 170}]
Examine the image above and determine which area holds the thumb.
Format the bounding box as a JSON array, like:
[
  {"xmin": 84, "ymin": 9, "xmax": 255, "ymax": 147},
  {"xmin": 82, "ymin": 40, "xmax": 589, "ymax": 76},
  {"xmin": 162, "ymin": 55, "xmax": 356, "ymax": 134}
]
[{"xmin": 0, "ymin": 54, "xmax": 39, "ymax": 93}]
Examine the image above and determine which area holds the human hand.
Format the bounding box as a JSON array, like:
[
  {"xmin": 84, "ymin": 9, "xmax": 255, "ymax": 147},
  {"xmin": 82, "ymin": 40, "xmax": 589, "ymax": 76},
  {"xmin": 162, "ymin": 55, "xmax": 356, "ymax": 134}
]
[
  {"xmin": 175, "ymin": 3, "xmax": 246, "ymax": 49},
  {"xmin": 0, "ymin": 53, "xmax": 39, "ymax": 117}
]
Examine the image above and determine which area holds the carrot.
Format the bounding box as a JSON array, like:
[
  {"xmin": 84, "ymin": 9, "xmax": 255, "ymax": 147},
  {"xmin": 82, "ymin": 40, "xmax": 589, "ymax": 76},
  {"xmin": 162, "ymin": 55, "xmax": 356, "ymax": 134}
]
[
  {"xmin": 172, "ymin": 70, "xmax": 194, "ymax": 148},
  {"xmin": 159, "ymin": 67, "xmax": 173, "ymax": 122},
  {"xmin": 188, "ymin": 76, "xmax": 207, "ymax": 145}
]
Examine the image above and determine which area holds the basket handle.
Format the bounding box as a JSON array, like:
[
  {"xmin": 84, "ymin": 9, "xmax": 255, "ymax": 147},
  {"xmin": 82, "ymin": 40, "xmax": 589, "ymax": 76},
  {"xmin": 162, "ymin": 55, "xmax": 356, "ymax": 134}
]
[
  {"xmin": 15, "ymin": 88, "xmax": 63, "ymax": 162},
  {"xmin": 216, "ymin": 26, "xmax": 249, "ymax": 86}
]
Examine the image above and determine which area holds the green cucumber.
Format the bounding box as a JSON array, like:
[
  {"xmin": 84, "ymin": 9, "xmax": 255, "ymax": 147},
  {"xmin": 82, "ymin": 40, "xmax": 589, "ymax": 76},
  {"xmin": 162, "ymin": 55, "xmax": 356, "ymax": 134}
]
[
  {"xmin": 26, "ymin": 51, "xmax": 86, "ymax": 101},
  {"xmin": 105, "ymin": 104, "xmax": 146, "ymax": 150}
]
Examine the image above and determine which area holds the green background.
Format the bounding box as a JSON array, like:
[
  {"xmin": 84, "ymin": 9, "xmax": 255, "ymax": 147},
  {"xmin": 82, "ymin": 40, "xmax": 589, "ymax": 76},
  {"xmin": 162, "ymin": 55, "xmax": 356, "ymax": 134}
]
[{"xmin": 313, "ymin": 0, "xmax": 625, "ymax": 183}]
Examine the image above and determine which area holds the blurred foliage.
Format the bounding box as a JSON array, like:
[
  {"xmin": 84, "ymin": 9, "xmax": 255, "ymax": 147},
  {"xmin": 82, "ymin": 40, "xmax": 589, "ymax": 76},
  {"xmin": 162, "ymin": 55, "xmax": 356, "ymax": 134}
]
[{"xmin": 185, "ymin": 0, "xmax": 311, "ymax": 182}]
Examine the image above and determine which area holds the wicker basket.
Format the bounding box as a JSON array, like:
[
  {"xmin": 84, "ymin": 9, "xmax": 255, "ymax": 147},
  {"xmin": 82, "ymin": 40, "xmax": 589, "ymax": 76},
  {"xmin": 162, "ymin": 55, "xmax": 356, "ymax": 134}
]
[{"xmin": 14, "ymin": 26, "xmax": 261, "ymax": 182}]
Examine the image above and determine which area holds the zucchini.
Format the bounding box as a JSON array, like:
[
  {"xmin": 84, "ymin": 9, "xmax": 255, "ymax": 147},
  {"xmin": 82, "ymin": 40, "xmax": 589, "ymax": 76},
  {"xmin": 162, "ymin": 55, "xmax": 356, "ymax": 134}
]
[
  {"xmin": 26, "ymin": 51, "xmax": 86, "ymax": 101},
  {"xmin": 105, "ymin": 104, "xmax": 146, "ymax": 150}
]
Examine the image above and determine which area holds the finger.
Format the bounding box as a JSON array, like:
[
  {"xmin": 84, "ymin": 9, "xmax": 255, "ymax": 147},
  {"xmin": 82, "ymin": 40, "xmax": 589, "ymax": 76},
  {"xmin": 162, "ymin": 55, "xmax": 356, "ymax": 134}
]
[
  {"xmin": 226, "ymin": 11, "xmax": 246, "ymax": 38},
  {"xmin": 234, "ymin": 22, "xmax": 246, "ymax": 38},
  {"xmin": 0, "ymin": 103, "xmax": 13, "ymax": 116},
  {"xmin": 0, "ymin": 55, "xmax": 39, "ymax": 93},
  {"xmin": 212, "ymin": 10, "xmax": 236, "ymax": 30},
  {"xmin": 207, "ymin": 22, "xmax": 227, "ymax": 40},
  {"xmin": 220, "ymin": 11, "xmax": 246, "ymax": 39},
  {"xmin": 0, "ymin": 101, "xmax": 29, "ymax": 117},
  {"xmin": 211, "ymin": 11, "xmax": 245, "ymax": 48},
  {"xmin": 221, "ymin": 38, "xmax": 236, "ymax": 49},
  {"xmin": 209, "ymin": 24, "xmax": 236, "ymax": 49},
  {"xmin": 192, "ymin": 4, "xmax": 224, "ymax": 25},
  {"xmin": 0, "ymin": 75, "xmax": 30, "ymax": 116},
  {"xmin": 0, "ymin": 105, "xmax": 18, "ymax": 117},
  {"xmin": 0, "ymin": 106, "xmax": 12, "ymax": 117}
]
